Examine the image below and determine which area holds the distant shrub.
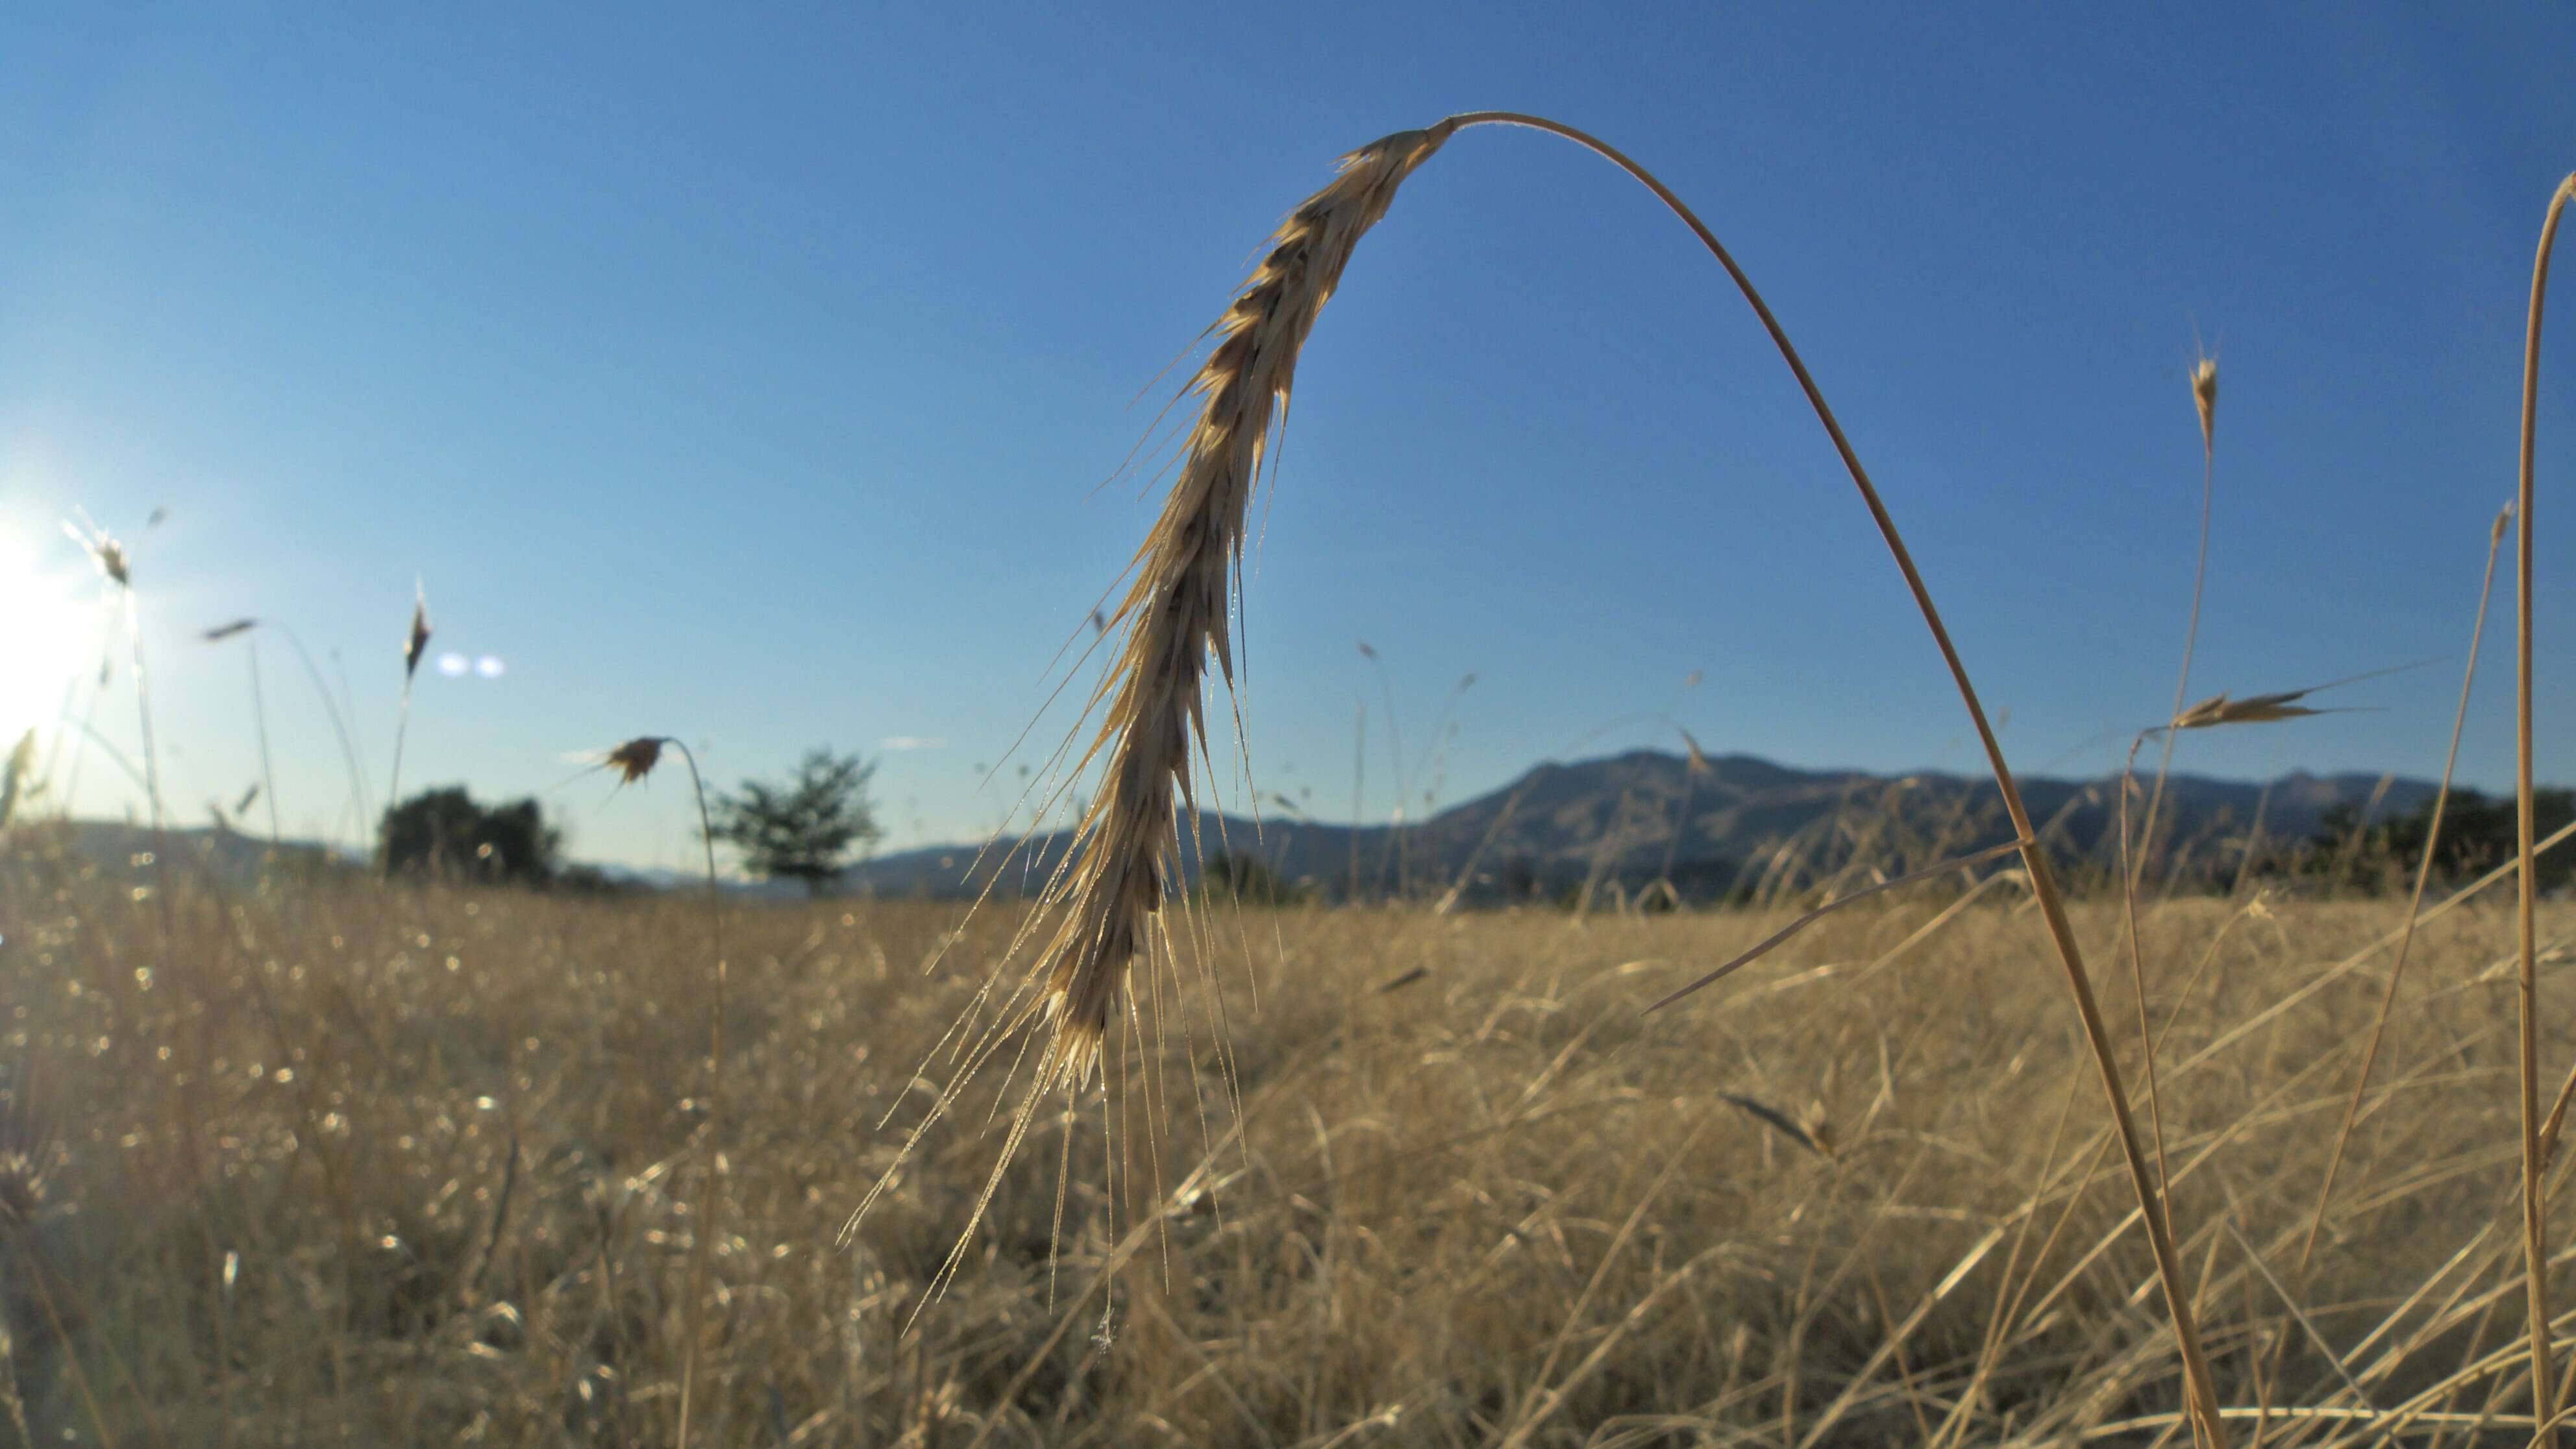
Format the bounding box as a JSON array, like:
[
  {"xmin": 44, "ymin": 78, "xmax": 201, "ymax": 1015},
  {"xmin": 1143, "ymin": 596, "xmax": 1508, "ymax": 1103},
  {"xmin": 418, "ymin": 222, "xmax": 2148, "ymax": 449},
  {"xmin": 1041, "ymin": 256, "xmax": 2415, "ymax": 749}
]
[{"xmin": 378, "ymin": 786, "xmax": 562, "ymax": 886}]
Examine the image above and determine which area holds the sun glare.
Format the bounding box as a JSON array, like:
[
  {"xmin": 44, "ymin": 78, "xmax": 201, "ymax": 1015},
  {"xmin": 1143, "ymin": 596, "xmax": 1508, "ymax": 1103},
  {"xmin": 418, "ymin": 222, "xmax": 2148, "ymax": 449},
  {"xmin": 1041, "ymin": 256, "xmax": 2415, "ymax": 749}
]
[{"xmin": 0, "ymin": 530, "xmax": 102, "ymax": 758}]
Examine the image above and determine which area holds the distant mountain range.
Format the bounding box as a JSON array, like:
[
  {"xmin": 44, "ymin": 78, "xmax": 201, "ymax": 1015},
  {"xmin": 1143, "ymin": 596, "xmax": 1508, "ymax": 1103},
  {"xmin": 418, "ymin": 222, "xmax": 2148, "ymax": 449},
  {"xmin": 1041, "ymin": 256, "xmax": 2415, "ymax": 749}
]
[
  {"xmin": 27, "ymin": 750, "xmax": 2449, "ymax": 906},
  {"xmin": 838, "ymin": 749, "xmax": 2442, "ymax": 904}
]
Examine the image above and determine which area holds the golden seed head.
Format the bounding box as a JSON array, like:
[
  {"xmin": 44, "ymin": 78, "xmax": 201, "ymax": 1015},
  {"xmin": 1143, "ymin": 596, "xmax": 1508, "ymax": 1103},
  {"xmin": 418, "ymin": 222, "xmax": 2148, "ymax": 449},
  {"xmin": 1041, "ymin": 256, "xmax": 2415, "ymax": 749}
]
[
  {"xmin": 605, "ymin": 737, "xmax": 664, "ymax": 786},
  {"xmin": 2190, "ymin": 355, "xmax": 2218, "ymax": 452},
  {"xmin": 2172, "ymin": 689, "xmax": 2324, "ymax": 731},
  {"xmin": 1032, "ymin": 124, "xmax": 1450, "ymax": 1060},
  {"xmin": 1679, "ymin": 726, "xmax": 1714, "ymax": 778}
]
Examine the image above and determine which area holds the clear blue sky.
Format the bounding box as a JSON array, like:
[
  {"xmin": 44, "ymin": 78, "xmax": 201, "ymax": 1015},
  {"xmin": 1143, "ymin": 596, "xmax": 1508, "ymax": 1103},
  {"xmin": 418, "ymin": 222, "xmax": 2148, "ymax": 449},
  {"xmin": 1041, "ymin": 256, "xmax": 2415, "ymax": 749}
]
[{"xmin": 5, "ymin": 5, "xmax": 2574, "ymax": 872}]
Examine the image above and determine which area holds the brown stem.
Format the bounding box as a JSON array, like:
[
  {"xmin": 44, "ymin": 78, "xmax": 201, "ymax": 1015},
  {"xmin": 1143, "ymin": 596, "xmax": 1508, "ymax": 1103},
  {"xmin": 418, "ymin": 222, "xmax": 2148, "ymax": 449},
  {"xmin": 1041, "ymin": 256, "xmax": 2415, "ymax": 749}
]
[
  {"xmin": 2137, "ymin": 393, "xmax": 2218, "ymax": 890},
  {"xmin": 2516, "ymin": 172, "xmax": 2575, "ymax": 1438},
  {"xmin": 2119, "ymin": 735, "xmax": 2181, "ymax": 1239},
  {"xmin": 1439, "ymin": 108, "xmax": 2231, "ymax": 1446},
  {"xmin": 670, "ymin": 738, "xmax": 729, "ymax": 1444}
]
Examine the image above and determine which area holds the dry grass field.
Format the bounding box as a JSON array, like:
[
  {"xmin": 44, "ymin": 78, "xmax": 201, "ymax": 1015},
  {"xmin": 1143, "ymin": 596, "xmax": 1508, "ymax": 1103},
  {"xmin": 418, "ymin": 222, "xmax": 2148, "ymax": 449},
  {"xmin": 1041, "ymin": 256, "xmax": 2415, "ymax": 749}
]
[
  {"xmin": 8, "ymin": 826, "xmax": 2576, "ymax": 1446},
  {"xmin": 0, "ymin": 110, "xmax": 2566, "ymax": 1449}
]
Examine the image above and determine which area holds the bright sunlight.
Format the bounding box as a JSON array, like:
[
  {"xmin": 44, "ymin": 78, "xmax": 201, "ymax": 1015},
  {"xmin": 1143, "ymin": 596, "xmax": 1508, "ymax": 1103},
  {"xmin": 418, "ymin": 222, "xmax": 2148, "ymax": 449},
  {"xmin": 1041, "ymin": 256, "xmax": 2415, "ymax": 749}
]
[{"xmin": 0, "ymin": 526, "xmax": 101, "ymax": 756}]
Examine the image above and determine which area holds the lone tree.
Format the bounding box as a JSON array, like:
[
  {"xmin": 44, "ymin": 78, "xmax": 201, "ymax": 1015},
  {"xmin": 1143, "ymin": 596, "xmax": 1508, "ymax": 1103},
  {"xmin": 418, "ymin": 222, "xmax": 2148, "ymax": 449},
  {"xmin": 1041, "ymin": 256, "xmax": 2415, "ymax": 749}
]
[
  {"xmin": 380, "ymin": 787, "xmax": 562, "ymax": 886},
  {"xmin": 710, "ymin": 748, "xmax": 882, "ymax": 896}
]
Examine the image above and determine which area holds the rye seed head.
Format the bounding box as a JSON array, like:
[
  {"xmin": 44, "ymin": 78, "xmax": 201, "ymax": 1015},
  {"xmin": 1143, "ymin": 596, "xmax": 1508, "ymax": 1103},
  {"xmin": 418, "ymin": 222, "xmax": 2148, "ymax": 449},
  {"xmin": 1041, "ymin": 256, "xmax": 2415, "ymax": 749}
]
[{"xmin": 1032, "ymin": 125, "xmax": 1451, "ymax": 1082}]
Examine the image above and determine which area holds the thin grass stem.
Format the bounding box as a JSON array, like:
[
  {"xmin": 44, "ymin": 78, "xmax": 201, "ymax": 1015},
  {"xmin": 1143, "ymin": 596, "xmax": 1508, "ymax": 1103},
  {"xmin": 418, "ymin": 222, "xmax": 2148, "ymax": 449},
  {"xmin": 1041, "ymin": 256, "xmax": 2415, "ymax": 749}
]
[
  {"xmin": 2515, "ymin": 173, "xmax": 2575, "ymax": 1430},
  {"xmin": 1437, "ymin": 108, "xmax": 2233, "ymax": 1446},
  {"xmin": 2301, "ymin": 503, "xmax": 2510, "ymax": 1272},
  {"xmin": 667, "ymin": 737, "xmax": 729, "ymax": 1443}
]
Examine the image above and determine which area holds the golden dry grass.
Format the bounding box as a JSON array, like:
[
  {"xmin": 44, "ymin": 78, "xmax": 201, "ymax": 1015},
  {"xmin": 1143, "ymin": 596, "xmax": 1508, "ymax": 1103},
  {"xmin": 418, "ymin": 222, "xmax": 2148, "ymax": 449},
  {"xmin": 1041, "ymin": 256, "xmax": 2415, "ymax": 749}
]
[{"xmin": 9, "ymin": 830, "xmax": 2576, "ymax": 1446}]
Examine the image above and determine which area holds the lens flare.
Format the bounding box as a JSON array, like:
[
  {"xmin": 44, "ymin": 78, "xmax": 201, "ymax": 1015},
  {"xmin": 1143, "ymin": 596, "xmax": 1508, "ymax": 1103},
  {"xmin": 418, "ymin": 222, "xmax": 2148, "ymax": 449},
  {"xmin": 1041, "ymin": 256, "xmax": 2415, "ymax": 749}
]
[{"xmin": 0, "ymin": 532, "xmax": 99, "ymax": 752}]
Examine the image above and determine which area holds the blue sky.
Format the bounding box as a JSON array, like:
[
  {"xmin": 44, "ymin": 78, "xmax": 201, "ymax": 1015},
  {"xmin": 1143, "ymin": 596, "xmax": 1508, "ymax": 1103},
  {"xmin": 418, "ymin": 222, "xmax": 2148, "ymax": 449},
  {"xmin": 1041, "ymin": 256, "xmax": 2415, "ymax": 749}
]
[{"xmin": 4, "ymin": 5, "xmax": 2573, "ymax": 872}]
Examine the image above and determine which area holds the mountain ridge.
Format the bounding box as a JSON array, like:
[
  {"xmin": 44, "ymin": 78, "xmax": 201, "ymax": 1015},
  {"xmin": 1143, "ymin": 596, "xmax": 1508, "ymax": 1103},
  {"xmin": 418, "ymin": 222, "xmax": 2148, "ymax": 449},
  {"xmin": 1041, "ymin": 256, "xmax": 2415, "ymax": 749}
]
[
  {"xmin": 27, "ymin": 750, "xmax": 2446, "ymax": 904},
  {"xmin": 841, "ymin": 748, "xmax": 2441, "ymax": 903}
]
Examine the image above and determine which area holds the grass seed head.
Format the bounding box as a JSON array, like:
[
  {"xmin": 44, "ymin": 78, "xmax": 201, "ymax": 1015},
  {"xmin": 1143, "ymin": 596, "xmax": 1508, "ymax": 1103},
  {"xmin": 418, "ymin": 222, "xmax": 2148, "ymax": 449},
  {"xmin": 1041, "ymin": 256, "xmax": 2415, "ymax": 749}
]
[
  {"xmin": 1720, "ymin": 1093, "xmax": 1827, "ymax": 1157},
  {"xmin": 66, "ymin": 519, "xmax": 130, "ymax": 588},
  {"xmin": 605, "ymin": 737, "xmax": 664, "ymax": 786},
  {"xmin": 202, "ymin": 618, "xmax": 258, "ymax": 643},
  {"xmin": 1035, "ymin": 125, "xmax": 1450, "ymax": 1080},
  {"xmin": 404, "ymin": 584, "xmax": 433, "ymax": 681},
  {"xmin": 2192, "ymin": 354, "xmax": 2219, "ymax": 453},
  {"xmin": 1679, "ymin": 726, "xmax": 1715, "ymax": 778},
  {"xmin": 2172, "ymin": 689, "xmax": 2326, "ymax": 730}
]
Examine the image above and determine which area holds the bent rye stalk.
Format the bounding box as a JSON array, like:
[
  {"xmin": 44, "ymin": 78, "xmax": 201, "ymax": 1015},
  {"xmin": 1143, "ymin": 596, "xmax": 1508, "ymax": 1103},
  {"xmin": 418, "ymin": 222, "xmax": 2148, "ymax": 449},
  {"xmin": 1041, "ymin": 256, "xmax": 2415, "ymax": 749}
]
[{"xmin": 945, "ymin": 114, "xmax": 2231, "ymax": 1441}]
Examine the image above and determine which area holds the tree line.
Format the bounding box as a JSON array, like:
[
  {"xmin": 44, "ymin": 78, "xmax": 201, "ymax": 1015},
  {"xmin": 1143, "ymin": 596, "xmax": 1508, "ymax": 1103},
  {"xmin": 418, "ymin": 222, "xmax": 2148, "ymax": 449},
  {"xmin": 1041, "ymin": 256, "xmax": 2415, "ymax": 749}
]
[{"xmin": 378, "ymin": 747, "xmax": 882, "ymax": 894}]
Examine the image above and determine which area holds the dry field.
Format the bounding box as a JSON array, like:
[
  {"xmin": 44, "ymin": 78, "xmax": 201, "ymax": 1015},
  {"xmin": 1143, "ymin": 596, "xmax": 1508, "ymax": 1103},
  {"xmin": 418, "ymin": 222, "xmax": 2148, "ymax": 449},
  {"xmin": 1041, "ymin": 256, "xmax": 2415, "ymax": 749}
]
[
  {"xmin": 7, "ymin": 828, "xmax": 2576, "ymax": 1446},
  {"xmin": 2, "ymin": 117, "xmax": 2566, "ymax": 1449}
]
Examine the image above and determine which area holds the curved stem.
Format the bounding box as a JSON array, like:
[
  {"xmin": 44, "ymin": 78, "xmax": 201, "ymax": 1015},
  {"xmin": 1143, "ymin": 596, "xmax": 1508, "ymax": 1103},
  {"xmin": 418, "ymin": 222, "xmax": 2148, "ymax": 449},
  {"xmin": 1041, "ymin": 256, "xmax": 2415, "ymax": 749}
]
[
  {"xmin": 122, "ymin": 588, "xmax": 165, "ymax": 831},
  {"xmin": 2136, "ymin": 417, "xmax": 2216, "ymax": 891},
  {"xmin": 384, "ymin": 681, "xmax": 413, "ymax": 876},
  {"xmin": 2117, "ymin": 734, "xmax": 2179, "ymax": 1237},
  {"xmin": 669, "ymin": 738, "xmax": 728, "ymax": 1443},
  {"xmin": 265, "ymin": 623, "xmax": 373, "ymax": 851},
  {"xmin": 1439, "ymin": 108, "xmax": 2229, "ymax": 1446},
  {"xmin": 56, "ymin": 717, "xmax": 155, "ymax": 801},
  {"xmin": 245, "ymin": 638, "xmax": 281, "ymax": 843},
  {"xmin": 2516, "ymin": 172, "xmax": 2574, "ymax": 1433},
  {"xmin": 2302, "ymin": 504, "xmax": 2507, "ymax": 1274}
]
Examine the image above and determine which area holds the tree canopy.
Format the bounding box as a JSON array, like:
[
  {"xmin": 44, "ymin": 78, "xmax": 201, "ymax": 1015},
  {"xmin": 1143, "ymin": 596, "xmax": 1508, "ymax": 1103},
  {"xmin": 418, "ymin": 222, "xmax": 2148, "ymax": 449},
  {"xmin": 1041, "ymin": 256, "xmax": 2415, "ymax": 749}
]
[
  {"xmin": 380, "ymin": 787, "xmax": 562, "ymax": 885},
  {"xmin": 710, "ymin": 748, "xmax": 882, "ymax": 895},
  {"xmin": 2312, "ymin": 787, "xmax": 2576, "ymax": 893}
]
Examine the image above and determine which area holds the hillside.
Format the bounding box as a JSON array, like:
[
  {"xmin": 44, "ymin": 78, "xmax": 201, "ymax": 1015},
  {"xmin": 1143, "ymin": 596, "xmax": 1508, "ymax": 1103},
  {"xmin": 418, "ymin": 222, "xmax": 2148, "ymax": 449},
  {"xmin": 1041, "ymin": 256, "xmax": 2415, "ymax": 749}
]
[{"xmin": 843, "ymin": 749, "xmax": 2438, "ymax": 903}]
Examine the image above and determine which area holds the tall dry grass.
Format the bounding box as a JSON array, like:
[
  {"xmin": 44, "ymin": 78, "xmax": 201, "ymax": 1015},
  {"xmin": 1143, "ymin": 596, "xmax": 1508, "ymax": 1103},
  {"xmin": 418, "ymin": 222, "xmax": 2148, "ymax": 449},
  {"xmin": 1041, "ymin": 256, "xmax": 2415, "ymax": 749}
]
[
  {"xmin": 5, "ymin": 121, "xmax": 2571, "ymax": 1449},
  {"xmin": 930, "ymin": 112, "xmax": 2227, "ymax": 1440},
  {"xmin": 10, "ymin": 834, "xmax": 2576, "ymax": 1445}
]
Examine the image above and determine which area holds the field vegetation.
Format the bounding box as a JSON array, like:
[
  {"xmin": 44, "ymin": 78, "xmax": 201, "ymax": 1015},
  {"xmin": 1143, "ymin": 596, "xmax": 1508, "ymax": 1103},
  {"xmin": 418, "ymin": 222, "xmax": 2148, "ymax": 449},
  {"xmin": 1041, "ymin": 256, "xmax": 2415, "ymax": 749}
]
[
  {"xmin": 1, "ymin": 117, "xmax": 2571, "ymax": 1449},
  {"xmin": 8, "ymin": 836, "xmax": 2576, "ymax": 1446}
]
